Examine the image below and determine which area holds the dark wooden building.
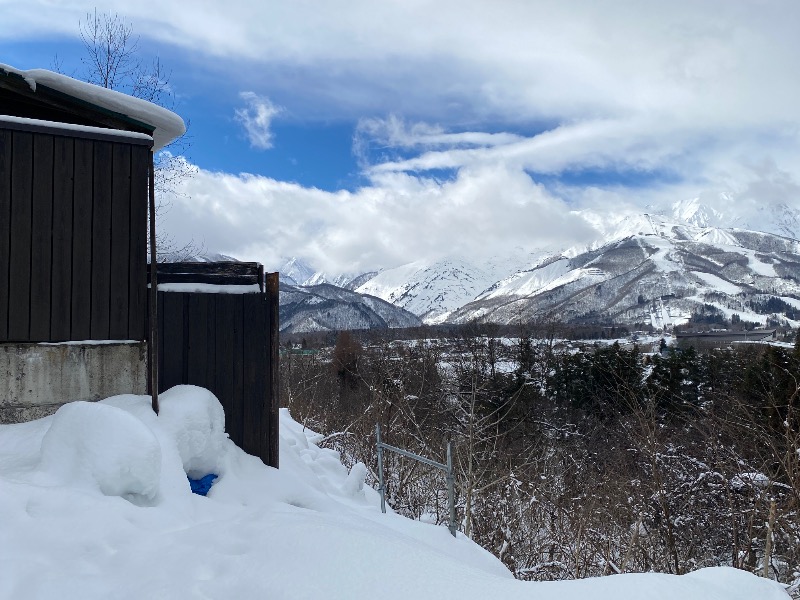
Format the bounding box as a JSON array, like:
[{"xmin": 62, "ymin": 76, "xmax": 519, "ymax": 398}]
[
  {"xmin": 1, "ymin": 64, "xmax": 178, "ymax": 346},
  {"xmin": 1, "ymin": 65, "xmax": 279, "ymax": 467}
]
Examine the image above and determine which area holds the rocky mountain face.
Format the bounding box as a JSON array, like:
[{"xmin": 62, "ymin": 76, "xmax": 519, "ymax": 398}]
[
  {"xmin": 448, "ymin": 223, "xmax": 800, "ymax": 328},
  {"xmin": 278, "ymin": 282, "xmax": 422, "ymax": 333},
  {"xmin": 352, "ymin": 258, "xmax": 494, "ymax": 323},
  {"xmin": 277, "ymin": 206, "xmax": 800, "ymax": 332}
]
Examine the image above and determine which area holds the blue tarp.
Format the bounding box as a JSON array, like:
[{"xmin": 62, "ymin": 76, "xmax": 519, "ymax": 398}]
[{"xmin": 188, "ymin": 473, "xmax": 218, "ymax": 496}]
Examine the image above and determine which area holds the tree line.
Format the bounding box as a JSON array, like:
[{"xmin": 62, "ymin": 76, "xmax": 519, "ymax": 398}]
[{"xmin": 281, "ymin": 327, "xmax": 800, "ymax": 590}]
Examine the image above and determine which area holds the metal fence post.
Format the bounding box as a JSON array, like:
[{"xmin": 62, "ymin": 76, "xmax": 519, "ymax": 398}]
[
  {"xmin": 375, "ymin": 423, "xmax": 457, "ymax": 536},
  {"xmin": 446, "ymin": 440, "xmax": 456, "ymax": 537},
  {"xmin": 376, "ymin": 423, "xmax": 386, "ymax": 514}
]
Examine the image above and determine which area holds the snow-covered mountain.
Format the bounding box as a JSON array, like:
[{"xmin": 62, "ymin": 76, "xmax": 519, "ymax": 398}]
[
  {"xmin": 279, "ymin": 257, "xmax": 370, "ymax": 289},
  {"xmin": 276, "ymin": 202, "xmax": 800, "ymax": 331},
  {"xmin": 352, "ymin": 258, "xmax": 491, "ymax": 323},
  {"xmin": 352, "ymin": 253, "xmax": 546, "ymax": 324},
  {"xmin": 279, "ymin": 257, "xmax": 318, "ymax": 286},
  {"xmin": 448, "ymin": 217, "xmax": 800, "ymax": 328},
  {"xmin": 279, "ymin": 282, "xmax": 422, "ymax": 333}
]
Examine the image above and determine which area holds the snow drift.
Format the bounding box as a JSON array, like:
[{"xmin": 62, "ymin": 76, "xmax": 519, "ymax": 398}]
[{"xmin": 0, "ymin": 387, "xmax": 789, "ymax": 599}]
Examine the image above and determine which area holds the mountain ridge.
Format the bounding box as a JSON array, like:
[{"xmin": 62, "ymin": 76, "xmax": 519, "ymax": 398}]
[{"xmin": 276, "ymin": 204, "xmax": 800, "ymax": 331}]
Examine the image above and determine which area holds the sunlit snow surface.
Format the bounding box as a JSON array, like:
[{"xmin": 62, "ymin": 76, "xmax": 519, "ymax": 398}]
[{"xmin": 0, "ymin": 387, "xmax": 788, "ymax": 599}]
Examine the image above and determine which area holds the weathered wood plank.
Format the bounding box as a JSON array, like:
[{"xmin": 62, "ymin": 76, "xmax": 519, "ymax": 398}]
[
  {"xmin": 50, "ymin": 136, "xmax": 74, "ymax": 341},
  {"xmin": 186, "ymin": 293, "xmax": 210, "ymax": 390},
  {"xmin": 29, "ymin": 134, "xmax": 54, "ymax": 341},
  {"xmin": 157, "ymin": 262, "xmax": 261, "ymax": 277},
  {"xmin": 70, "ymin": 138, "xmax": 93, "ymax": 340},
  {"xmin": 128, "ymin": 146, "xmax": 148, "ymax": 340},
  {"xmin": 156, "ymin": 290, "xmax": 165, "ymax": 393},
  {"xmin": 153, "ymin": 273, "xmax": 260, "ymax": 286},
  {"xmin": 242, "ymin": 292, "xmax": 266, "ymax": 458},
  {"xmin": 160, "ymin": 291, "xmax": 186, "ymax": 392},
  {"xmin": 231, "ymin": 295, "xmax": 245, "ymax": 450},
  {"xmin": 266, "ymin": 272, "xmax": 280, "ymax": 468},
  {"xmin": 8, "ymin": 131, "xmax": 33, "ymax": 341},
  {"xmin": 202, "ymin": 294, "xmax": 217, "ymax": 398},
  {"xmin": 0, "ymin": 129, "xmax": 12, "ymax": 341},
  {"xmin": 109, "ymin": 143, "xmax": 131, "ymax": 339},
  {"xmin": 90, "ymin": 141, "xmax": 112, "ymax": 339},
  {"xmin": 215, "ymin": 294, "xmax": 238, "ymax": 441}
]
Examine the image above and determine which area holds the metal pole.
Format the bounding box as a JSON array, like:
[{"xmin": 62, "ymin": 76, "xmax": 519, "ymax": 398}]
[
  {"xmin": 446, "ymin": 440, "xmax": 456, "ymax": 537},
  {"xmin": 148, "ymin": 151, "xmax": 159, "ymax": 415},
  {"xmin": 376, "ymin": 423, "xmax": 386, "ymax": 514}
]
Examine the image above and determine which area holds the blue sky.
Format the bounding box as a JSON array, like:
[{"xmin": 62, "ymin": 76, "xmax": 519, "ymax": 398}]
[
  {"xmin": 2, "ymin": 1, "xmax": 799, "ymax": 274},
  {"xmin": 0, "ymin": 35, "xmax": 366, "ymax": 191}
]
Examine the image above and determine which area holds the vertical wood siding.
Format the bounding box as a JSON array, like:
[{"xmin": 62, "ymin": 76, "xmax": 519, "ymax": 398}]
[
  {"xmin": 155, "ymin": 274, "xmax": 279, "ymax": 468},
  {"xmin": 0, "ymin": 127, "xmax": 149, "ymax": 342}
]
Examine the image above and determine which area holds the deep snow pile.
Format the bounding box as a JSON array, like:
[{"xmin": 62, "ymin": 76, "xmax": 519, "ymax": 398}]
[{"xmin": 0, "ymin": 387, "xmax": 788, "ymax": 599}]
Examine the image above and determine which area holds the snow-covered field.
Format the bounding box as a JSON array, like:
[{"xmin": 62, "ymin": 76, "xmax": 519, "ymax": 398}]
[{"xmin": 0, "ymin": 387, "xmax": 789, "ymax": 599}]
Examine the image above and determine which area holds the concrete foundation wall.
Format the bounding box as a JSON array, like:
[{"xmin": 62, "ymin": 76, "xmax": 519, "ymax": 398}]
[{"xmin": 0, "ymin": 342, "xmax": 148, "ymax": 423}]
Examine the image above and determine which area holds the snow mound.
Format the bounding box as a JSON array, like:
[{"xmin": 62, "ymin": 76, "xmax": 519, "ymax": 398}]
[
  {"xmin": 156, "ymin": 385, "xmax": 228, "ymax": 478},
  {"xmin": 38, "ymin": 401, "xmax": 161, "ymax": 503}
]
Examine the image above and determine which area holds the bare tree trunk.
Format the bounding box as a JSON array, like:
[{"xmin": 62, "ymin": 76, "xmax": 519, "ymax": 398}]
[{"xmin": 763, "ymin": 499, "xmax": 776, "ymax": 578}]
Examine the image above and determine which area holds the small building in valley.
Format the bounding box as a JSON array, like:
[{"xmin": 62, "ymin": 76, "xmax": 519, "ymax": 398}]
[{"xmin": 675, "ymin": 328, "xmax": 777, "ymax": 348}]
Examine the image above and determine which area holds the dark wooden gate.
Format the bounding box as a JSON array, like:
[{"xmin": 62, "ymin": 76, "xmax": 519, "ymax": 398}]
[{"xmin": 153, "ymin": 263, "xmax": 279, "ymax": 467}]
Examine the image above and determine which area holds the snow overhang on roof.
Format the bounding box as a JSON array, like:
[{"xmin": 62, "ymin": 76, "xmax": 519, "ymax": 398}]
[{"xmin": 0, "ymin": 63, "xmax": 185, "ymax": 151}]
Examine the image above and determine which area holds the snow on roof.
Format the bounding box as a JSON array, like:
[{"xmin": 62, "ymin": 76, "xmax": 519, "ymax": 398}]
[
  {"xmin": 0, "ymin": 114, "xmax": 153, "ymax": 143},
  {"xmin": 0, "ymin": 63, "xmax": 185, "ymax": 151}
]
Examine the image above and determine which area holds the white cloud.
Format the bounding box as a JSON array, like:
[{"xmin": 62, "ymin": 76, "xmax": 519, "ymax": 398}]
[
  {"xmin": 158, "ymin": 120, "xmax": 800, "ymax": 273},
  {"xmin": 8, "ymin": 1, "xmax": 800, "ymax": 126},
  {"xmin": 159, "ymin": 160, "xmax": 598, "ymax": 274},
  {"xmin": 234, "ymin": 91, "xmax": 281, "ymax": 149},
  {"xmin": 355, "ymin": 115, "xmax": 522, "ymax": 150},
  {"xmin": 7, "ymin": 1, "xmax": 800, "ymax": 272}
]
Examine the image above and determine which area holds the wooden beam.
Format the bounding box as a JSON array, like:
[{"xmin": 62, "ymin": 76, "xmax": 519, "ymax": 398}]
[{"xmin": 148, "ymin": 152, "xmax": 159, "ymax": 414}]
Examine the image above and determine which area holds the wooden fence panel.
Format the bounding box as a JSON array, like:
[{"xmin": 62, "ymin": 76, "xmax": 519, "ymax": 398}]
[
  {"xmin": 161, "ymin": 292, "xmax": 186, "ymax": 392},
  {"xmin": 230, "ymin": 295, "xmax": 245, "ymax": 453},
  {"xmin": 242, "ymin": 292, "xmax": 266, "ymax": 455},
  {"xmin": 186, "ymin": 293, "xmax": 210, "ymax": 389},
  {"xmin": 214, "ymin": 293, "xmax": 238, "ymax": 443},
  {"xmin": 155, "ymin": 268, "xmax": 278, "ymax": 467}
]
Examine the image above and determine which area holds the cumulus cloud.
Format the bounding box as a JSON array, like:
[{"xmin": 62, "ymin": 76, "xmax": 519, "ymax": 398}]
[
  {"xmin": 234, "ymin": 92, "xmax": 282, "ymax": 149},
  {"xmin": 8, "ymin": 0, "xmax": 800, "ymax": 272},
  {"xmin": 159, "ymin": 160, "xmax": 598, "ymax": 274}
]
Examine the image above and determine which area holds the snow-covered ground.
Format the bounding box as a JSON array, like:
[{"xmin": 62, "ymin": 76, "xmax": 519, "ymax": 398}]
[{"xmin": 0, "ymin": 387, "xmax": 789, "ymax": 599}]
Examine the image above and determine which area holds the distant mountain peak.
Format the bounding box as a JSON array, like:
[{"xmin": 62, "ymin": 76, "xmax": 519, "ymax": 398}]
[{"xmin": 670, "ymin": 197, "xmax": 728, "ymax": 229}]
